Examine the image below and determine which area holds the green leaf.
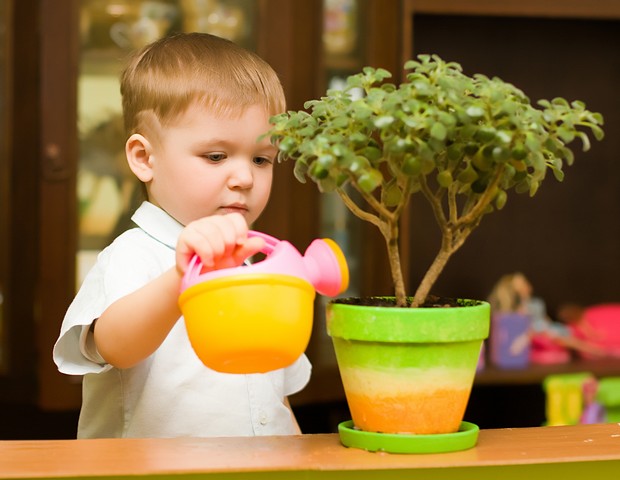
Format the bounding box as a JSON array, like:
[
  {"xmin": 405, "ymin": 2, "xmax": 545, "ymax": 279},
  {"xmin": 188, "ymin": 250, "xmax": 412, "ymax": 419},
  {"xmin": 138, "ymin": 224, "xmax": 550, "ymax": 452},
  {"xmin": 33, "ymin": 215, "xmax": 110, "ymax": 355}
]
[
  {"xmin": 562, "ymin": 147, "xmax": 575, "ymax": 166},
  {"xmin": 515, "ymin": 179, "xmax": 530, "ymax": 194},
  {"xmin": 475, "ymin": 126, "xmax": 496, "ymax": 143},
  {"xmin": 318, "ymin": 176, "xmax": 337, "ymax": 193},
  {"xmin": 361, "ymin": 146, "xmax": 382, "ymax": 162},
  {"xmin": 382, "ymin": 181, "xmax": 402, "ymax": 206},
  {"xmin": 457, "ymin": 165, "xmax": 478, "ymax": 184},
  {"xmin": 293, "ymin": 161, "xmax": 308, "ymax": 183},
  {"xmin": 465, "ymin": 106, "xmax": 485, "ymax": 120},
  {"xmin": 402, "ymin": 155, "xmax": 422, "ymax": 175},
  {"xmin": 502, "ymin": 163, "xmax": 516, "ymax": 184},
  {"xmin": 348, "ymin": 155, "xmax": 370, "ymax": 173},
  {"xmin": 525, "ymin": 132, "xmax": 539, "ymax": 151},
  {"xmin": 437, "ymin": 170, "xmax": 453, "ymax": 188},
  {"xmin": 374, "ymin": 116, "xmax": 395, "ymax": 128},
  {"xmin": 511, "ymin": 145, "xmax": 528, "ymax": 160},
  {"xmin": 492, "ymin": 146, "xmax": 511, "ymax": 162},
  {"xmin": 495, "ymin": 190, "xmax": 507, "ymax": 210},
  {"xmin": 357, "ymin": 169, "xmax": 383, "ymax": 193},
  {"xmin": 464, "ymin": 143, "xmax": 479, "ymax": 156},
  {"xmin": 350, "ymin": 131, "xmax": 369, "ymax": 146},
  {"xmin": 438, "ymin": 111, "xmax": 457, "ymax": 127},
  {"xmin": 317, "ymin": 154, "xmax": 335, "ymax": 169},
  {"xmin": 430, "ymin": 122, "xmax": 447, "ymax": 141},
  {"xmin": 591, "ymin": 125, "xmax": 605, "ymax": 141},
  {"xmin": 447, "ymin": 144, "xmax": 462, "ymax": 161},
  {"xmin": 576, "ymin": 131, "xmax": 591, "ymax": 151},
  {"xmin": 557, "ymin": 127, "xmax": 575, "ymax": 143},
  {"xmin": 331, "ymin": 116, "xmax": 349, "ymax": 128},
  {"xmin": 309, "ymin": 160, "xmax": 329, "ymax": 179}
]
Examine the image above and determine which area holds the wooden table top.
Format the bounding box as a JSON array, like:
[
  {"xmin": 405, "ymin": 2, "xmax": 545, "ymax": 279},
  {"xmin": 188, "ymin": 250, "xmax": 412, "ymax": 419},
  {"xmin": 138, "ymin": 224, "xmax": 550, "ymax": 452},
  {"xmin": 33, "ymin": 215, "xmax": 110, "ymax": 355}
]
[{"xmin": 1, "ymin": 423, "xmax": 620, "ymax": 479}]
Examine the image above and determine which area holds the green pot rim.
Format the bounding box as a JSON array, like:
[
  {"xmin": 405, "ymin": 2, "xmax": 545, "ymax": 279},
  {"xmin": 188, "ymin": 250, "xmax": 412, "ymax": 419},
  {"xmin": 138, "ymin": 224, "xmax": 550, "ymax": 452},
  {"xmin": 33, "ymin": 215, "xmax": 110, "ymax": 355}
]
[{"xmin": 327, "ymin": 298, "xmax": 490, "ymax": 343}]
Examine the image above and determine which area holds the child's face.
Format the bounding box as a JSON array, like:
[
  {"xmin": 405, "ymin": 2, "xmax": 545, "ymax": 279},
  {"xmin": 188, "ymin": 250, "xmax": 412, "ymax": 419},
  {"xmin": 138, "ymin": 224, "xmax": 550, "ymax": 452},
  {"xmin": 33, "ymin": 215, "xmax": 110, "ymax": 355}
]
[{"xmin": 146, "ymin": 104, "xmax": 276, "ymax": 226}]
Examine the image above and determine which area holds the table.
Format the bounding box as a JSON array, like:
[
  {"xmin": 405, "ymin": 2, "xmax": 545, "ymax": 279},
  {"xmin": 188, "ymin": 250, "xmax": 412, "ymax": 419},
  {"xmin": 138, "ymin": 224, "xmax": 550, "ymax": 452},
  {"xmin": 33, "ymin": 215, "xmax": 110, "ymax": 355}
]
[{"xmin": 1, "ymin": 424, "xmax": 620, "ymax": 479}]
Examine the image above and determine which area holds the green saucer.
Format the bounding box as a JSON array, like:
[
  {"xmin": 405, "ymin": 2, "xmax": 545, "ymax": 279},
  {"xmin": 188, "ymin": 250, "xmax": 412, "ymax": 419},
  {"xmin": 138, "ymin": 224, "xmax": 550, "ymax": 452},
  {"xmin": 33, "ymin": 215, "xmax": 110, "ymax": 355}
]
[{"xmin": 338, "ymin": 420, "xmax": 479, "ymax": 454}]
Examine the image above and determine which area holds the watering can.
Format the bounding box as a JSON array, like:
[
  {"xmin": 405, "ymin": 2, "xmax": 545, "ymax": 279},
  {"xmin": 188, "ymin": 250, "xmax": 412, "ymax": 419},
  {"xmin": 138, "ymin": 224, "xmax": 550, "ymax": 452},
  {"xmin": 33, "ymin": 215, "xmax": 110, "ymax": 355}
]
[{"xmin": 178, "ymin": 231, "xmax": 349, "ymax": 374}]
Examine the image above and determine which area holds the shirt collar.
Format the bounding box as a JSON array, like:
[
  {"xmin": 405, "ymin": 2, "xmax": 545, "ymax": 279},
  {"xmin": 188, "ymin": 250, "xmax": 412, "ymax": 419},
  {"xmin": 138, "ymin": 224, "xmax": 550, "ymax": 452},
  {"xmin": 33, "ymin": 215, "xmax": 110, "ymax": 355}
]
[{"xmin": 131, "ymin": 201, "xmax": 184, "ymax": 250}]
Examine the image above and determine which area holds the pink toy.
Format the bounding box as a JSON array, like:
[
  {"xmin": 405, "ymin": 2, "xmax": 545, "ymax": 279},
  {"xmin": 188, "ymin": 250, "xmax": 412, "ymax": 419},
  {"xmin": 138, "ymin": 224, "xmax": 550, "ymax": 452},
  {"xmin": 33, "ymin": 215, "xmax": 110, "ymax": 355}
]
[
  {"xmin": 181, "ymin": 231, "xmax": 349, "ymax": 297},
  {"xmin": 570, "ymin": 304, "xmax": 620, "ymax": 359}
]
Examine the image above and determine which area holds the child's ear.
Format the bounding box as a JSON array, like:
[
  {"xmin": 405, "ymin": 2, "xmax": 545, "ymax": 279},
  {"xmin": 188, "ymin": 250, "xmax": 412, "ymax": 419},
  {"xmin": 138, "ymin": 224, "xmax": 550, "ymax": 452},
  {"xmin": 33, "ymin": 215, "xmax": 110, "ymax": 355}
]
[{"xmin": 126, "ymin": 134, "xmax": 154, "ymax": 182}]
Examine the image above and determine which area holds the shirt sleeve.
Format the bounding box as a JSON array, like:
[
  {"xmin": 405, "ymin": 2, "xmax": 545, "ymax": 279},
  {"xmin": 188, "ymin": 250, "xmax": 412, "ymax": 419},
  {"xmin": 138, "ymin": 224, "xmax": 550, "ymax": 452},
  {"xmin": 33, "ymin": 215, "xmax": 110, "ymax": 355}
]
[
  {"xmin": 53, "ymin": 231, "xmax": 167, "ymax": 375},
  {"xmin": 53, "ymin": 257, "xmax": 111, "ymax": 375},
  {"xmin": 282, "ymin": 353, "xmax": 312, "ymax": 397}
]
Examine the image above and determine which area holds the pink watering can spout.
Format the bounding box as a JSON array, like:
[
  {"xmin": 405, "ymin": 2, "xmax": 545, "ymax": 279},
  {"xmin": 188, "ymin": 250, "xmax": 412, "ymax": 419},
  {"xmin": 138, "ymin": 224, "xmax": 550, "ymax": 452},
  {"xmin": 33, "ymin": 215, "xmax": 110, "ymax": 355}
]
[{"xmin": 301, "ymin": 238, "xmax": 349, "ymax": 297}]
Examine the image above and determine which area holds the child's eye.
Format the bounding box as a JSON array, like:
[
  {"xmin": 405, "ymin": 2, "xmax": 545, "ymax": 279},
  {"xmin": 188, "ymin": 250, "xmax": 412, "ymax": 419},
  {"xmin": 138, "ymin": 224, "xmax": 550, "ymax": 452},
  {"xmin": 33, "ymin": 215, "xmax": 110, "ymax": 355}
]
[
  {"xmin": 204, "ymin": 153, "xmax": 227, "ymax": 162},
  {"xmin": 253, "ymin": 156, "xmax": 273, "ymax": 166}
]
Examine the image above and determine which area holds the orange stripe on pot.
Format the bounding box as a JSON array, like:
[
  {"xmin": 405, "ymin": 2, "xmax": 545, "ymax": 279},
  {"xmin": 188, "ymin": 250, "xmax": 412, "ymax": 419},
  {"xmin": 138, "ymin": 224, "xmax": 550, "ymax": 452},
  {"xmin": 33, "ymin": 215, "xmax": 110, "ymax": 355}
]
[{"xmin": 345, "ymin": 389, "xmax": 470, "ymax": 435}]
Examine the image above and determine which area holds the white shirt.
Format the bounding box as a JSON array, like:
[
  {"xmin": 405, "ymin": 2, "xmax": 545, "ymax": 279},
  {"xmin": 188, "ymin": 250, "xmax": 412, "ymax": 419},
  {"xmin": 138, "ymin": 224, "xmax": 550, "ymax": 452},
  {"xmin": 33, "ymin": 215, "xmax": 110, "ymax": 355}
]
[{"xmin": 53, "ymin": 202, "xmax": 311, "ymax": 438}]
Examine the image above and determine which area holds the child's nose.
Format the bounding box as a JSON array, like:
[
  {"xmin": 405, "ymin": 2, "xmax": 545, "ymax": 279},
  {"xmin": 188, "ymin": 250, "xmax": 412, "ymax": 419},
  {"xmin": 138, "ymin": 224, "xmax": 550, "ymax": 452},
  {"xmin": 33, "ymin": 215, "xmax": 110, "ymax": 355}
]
[{"xmin": 227, "ymin": 161, "xmax": 254, "ymax": 189}]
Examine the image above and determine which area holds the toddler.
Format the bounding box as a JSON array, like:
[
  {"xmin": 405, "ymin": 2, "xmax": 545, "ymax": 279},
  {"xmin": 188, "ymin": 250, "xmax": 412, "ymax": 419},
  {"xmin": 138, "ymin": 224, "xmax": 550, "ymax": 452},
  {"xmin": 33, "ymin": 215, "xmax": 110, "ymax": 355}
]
[{"xmin": 53, "ymin": 33, "xmax": 311, "ymax": 438}]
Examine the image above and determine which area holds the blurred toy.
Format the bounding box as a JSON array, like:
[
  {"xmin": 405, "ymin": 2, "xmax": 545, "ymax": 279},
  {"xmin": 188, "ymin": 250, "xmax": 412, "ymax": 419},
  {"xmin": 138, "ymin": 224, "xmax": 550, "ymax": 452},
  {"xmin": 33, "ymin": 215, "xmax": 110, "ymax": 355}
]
[
  {"xmin": 558, "ymin": 303, "xmax": 620, "ymax": 360},
  {"xmin": 596, "ymin": 377, "xmax": 620, "ymax": 422},
  {"xmin": 488, "ymin": 273, "xmax": 612, "ymax": 366},
  {"xmin": 543, "ymin": 373, "xmax": 596, "ymax": 426},
  {"xmin": 487, "ymin": 273, "xmax": 534, "ymax": 368},
  {"xmin": 580, "ymin": 377, "xmax": 605, "ymax": 424}
]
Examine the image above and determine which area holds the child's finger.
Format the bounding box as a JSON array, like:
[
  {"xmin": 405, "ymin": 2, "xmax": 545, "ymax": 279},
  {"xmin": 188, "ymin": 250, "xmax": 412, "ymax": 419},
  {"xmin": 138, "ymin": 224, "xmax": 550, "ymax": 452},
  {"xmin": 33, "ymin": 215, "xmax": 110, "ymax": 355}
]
[
  {"xmin": 199, "ymin": 213, "xmax": 248, "ymax": 256},
  {"xmin": 232, "ymin": 236, "xmax": 266, "ymax": 263}
]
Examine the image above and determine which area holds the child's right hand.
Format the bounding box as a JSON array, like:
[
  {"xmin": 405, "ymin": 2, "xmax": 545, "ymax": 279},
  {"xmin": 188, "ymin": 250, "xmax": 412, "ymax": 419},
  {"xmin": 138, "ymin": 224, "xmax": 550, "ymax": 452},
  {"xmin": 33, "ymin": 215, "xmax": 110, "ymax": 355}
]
[{"xmin": 176, "ymin": 213, "xmax": 265, "ymax": 275}]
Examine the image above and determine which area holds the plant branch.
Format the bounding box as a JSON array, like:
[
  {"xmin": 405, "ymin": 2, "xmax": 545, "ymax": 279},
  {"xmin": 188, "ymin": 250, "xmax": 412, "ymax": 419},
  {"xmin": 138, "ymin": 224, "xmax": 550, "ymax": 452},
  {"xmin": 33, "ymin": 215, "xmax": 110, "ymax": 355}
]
[
  {"xmin": 448, "ymin": 182, "xmax": 459, "ymax": 224},
  {"xmin": 336, "ymin": 188, "xmax": 383, "ymax": 229},
  {"xmin": 349, "ymin": 174, "xmax": 396, "ymax": 223},
  {"xmin": 457, "ymin": 166, "xmax": 505, "ymax": 227},
  {"xmin": 419, "ymin": 175, "xmax": 448, "ymax": 230}
]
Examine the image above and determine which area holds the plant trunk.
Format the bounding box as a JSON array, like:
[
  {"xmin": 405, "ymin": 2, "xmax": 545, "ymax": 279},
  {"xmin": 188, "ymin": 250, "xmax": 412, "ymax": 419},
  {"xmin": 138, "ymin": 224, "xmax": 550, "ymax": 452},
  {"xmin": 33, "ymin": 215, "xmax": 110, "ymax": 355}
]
[
  {"xmin": 412, "ymin": 225, "xmax": 477, "ymax": 307},
  {"xmin": 411, "ymin": 243, "xmax": 453, "ymax": 308},
  {"xmin": 382, "ymin": 218, "xmax": 407, "ymax": 307}
]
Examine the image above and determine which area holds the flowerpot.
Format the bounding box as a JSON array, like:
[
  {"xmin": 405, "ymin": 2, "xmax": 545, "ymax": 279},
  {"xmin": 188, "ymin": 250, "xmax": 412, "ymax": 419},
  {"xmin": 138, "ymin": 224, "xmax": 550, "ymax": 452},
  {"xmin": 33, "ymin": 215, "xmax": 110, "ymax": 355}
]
[{"xmin": 327, "ymin": 298, "xmax": 490, "ymax": 445}]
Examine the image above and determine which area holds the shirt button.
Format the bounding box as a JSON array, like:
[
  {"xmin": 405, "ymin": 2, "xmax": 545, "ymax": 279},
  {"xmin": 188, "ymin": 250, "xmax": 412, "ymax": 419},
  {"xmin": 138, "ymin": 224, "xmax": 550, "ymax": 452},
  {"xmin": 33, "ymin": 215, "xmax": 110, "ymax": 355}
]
[{"xmin": 259, "ymin": 412, "xmax": 268, "ymax": 425}]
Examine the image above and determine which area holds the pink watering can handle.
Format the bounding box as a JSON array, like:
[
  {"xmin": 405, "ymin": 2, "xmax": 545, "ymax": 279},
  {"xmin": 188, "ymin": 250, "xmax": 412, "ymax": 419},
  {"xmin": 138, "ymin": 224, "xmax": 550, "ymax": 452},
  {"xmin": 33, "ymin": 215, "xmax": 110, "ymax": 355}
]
[
  {"xmin": 184, "ymin": 254, "xmax": 204, "ymax": 289},
  {"xmin": 182, "ymin": 231, "xmax": 281, "ymax": 290}
]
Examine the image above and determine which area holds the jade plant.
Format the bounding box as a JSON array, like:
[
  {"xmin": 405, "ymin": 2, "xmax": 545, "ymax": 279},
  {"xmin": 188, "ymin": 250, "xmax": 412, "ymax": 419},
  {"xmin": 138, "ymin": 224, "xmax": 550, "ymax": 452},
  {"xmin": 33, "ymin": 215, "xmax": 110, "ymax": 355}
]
[{"xmin": 268, "ymin": 54, "xmax": 604, "ymax": 308}]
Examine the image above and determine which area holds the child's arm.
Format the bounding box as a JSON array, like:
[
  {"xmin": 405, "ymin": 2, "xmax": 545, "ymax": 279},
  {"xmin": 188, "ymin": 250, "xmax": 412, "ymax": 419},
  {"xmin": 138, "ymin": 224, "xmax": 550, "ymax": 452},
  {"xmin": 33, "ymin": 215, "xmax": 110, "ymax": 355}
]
[{"xmin": 93, "ymin": 213, "xmax": 264, "ymax": 369}]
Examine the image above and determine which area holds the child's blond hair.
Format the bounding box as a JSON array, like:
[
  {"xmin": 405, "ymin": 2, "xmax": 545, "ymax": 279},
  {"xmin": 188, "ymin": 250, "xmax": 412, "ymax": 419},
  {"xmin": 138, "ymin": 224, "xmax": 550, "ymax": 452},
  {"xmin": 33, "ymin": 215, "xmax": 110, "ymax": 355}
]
[{"xmin": 120, "ymin": 32, "xmax": 286, "ymax": 136}]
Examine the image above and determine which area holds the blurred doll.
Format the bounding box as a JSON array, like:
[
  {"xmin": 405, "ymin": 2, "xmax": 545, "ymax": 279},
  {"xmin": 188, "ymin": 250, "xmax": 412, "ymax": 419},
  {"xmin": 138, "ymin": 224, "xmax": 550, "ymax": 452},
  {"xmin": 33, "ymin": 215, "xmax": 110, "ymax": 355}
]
[
  {"xmin": 580, "ymin": 377, "xmax": 606, "ymax": 424},
  {"xmin": 487, "ymin": 272, "xmax": 534, "ymax": 368}
]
